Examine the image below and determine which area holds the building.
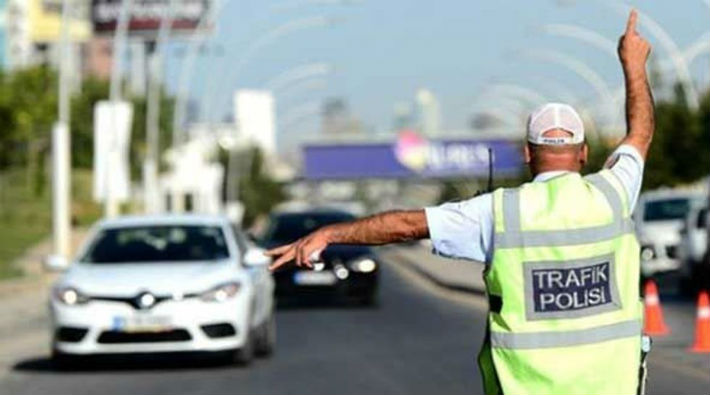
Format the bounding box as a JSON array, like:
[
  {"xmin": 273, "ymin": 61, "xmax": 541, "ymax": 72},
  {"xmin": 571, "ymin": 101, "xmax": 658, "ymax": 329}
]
[
  {"xmin": 321, "ymin": 97, "xmax": 363, "ymax": 135},
  {"xmin": 1, "ymin": 0, "xmax": 112, "ymax": 82},
  {"xmin": 415, "ymin": 88, "xmax": 441, "ymax": 137}
]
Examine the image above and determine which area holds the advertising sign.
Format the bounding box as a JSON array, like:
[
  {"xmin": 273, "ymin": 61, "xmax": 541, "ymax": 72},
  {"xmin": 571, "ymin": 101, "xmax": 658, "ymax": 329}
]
[
  {"xmin": 93, "ymin": 100, "xmax": 133, "ymax": 202},
  {"xmin": 234, "ymin": 90, "xmax": 276, "ymax": 154},
  {"xmin": 91, "ymin": 0, "xmax": 212, "ymax": 36},
  {"xmin": 303, "ymin": 131, "xmax": 523, "ymax": 180}
]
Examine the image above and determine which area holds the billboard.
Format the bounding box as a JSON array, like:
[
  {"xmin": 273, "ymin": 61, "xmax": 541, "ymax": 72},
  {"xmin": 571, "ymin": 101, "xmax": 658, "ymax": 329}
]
[
  {"xmin": 303, "ymin": 131, "xmax": 523, "ymax": 180},
  {"xmin": 91, "ymin": 0, "xmax": 212, "ymax": 36},
  {"xmin": 93, "ymin": 101, "xmax": 133, "ymax": 202}
]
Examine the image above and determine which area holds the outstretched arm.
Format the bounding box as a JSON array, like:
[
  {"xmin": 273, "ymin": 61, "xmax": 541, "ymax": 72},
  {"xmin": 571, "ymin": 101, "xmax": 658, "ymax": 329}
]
[
  {"xmin": 617, "ymin": 9, "xmax": 655, "ymax": 159},
  {"xmin": 266, "ymin": 210, "xmax": 428, "ymax": 271}
]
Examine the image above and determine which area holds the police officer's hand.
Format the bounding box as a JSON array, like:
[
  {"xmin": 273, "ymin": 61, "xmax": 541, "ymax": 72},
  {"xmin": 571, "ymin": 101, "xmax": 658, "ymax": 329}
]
[
  {"xmin": 618, "ymin": 10, "xmax": 651, "ymax": 73},
  {"xmin": 265, "ymin": 228, "xmax": 332, "ymax": 271}
]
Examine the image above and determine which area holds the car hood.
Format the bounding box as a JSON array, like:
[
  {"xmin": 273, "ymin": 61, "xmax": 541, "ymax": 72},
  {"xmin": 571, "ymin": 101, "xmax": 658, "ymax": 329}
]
[
  {"xmin": 637, "ymin": 220, "xmax": 683, "ymax": 245},
  {"xmin": 58, "ymin": 261, "xmax": 240, "ymax": 297}
]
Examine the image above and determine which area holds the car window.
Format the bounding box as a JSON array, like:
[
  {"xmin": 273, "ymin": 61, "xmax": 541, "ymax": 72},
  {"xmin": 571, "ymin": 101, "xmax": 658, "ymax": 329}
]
[
  {"xmin": 643, "ymin": 198, "xmax": 690, "ymax": 222},
  {"xmin": 263, "ymin": 212, "xmax": 355, "ymax": 245},
  {"xmin": 81, "ymin": 225, "xmax": 230, "ymax": 263}
]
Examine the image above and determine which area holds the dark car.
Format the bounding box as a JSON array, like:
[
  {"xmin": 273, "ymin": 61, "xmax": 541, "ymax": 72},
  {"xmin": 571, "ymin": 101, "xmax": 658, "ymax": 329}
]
[{"xmin": 259, "ymin": 209, "xmax": 379, "ymax": 305}]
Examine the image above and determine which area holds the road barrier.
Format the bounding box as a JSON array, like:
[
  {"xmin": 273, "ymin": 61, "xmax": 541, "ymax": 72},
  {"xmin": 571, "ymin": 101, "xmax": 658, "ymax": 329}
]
[{"xmin": 643, "ymin": 280, "xmax": 670, "ymax": 336}]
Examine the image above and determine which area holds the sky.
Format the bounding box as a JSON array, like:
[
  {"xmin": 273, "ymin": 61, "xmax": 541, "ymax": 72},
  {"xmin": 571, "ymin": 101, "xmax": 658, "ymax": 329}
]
[{"xmin": 163, "ymin": 0, "xmax": 710, "ymax": 136}]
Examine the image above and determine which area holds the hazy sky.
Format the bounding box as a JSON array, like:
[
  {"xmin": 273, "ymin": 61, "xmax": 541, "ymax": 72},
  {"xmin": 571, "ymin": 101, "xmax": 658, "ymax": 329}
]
[{"xmin": 163, "ymin": 0, "xmax": 709, "ymax": 135}]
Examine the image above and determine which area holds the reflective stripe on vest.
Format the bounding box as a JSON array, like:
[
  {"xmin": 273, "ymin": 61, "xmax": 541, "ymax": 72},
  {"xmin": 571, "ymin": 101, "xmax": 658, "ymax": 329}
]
[
  {"xmin": 490, "ymin": 319, "xmax": 641, "ymax": 349},
  {"xmin": 495, "ymin": 173, "xmax": 635, "ymax": 248}
]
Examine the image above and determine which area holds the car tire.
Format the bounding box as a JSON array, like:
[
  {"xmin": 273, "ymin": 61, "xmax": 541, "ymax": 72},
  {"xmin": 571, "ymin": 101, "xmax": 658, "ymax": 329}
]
[
  {"xmin": 232, "ymin": 330, "xmax": 255, "ymax": 366},
  {"xmin": 255, "ymin": 312, "xmax": 276, "ymax": 357}
]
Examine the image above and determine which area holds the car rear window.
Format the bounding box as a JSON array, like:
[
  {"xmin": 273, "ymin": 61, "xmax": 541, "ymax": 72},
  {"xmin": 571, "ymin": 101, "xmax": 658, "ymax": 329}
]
[
  {"xmin": 643, "ymin": 198, "xmax": 690, "ymax": 222},
  {"xmin": 263, "ymin": 212, "xmax": 355, "ymax": 245},
  {"xmin": 81, "ymin": 225, "xmax": 230, "ymax": 263}
]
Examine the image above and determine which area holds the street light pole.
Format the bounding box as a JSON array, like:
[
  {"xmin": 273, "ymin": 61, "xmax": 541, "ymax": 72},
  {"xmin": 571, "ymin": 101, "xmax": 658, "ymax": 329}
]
[
  {"xmin": 52, "ymin": 0, "xmax": 73, "ymax": 260},
  {"xmin": 144, "ymin": 0, "xmax": 176, "ymax": 214},
  {"xmin": 105, "ymin": 0, "xmax": 133, "ymax": 218}
]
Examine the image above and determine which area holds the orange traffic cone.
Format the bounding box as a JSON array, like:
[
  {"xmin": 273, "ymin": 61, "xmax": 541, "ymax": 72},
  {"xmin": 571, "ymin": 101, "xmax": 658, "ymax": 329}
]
[
  {"xmin": 643, "ymin": 280, "xmax": 670, "ymax": 336},
  {"xmin": 688, "ymin": 291, "xmax": 710, "ymax": 353}
]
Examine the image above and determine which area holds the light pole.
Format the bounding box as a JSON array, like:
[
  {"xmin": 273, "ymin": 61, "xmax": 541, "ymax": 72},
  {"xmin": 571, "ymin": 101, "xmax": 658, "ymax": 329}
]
[
  {"xmin": 104, "ymin": 0, "xmax": 134, "ymax": 218},
  {"xmin": 265, "ymin": 62, "xmax": 334, "ymax": 91},
  {"xmin": 172, "ymin": 0, "xmax": 229, "ymax": 148},
  {"xmin": 51, "ymin": 0, "xmax": 73, "ymax": 262},
  {"xmin": 144, "ymin": 0, "xmax": 177, "ymax": 214},
  {"xmin": 518, "ymin": 49, "xmax": 620, "ymax": 133},
  {"xmin": 204, "ymin": 15, "xmax": 341, "ymax": 125}
]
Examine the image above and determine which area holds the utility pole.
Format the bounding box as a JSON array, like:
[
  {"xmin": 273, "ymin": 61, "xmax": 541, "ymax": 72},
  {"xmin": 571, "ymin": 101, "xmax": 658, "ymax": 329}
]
[
  {"xmin": 51, "ymin": 0, "xmax": 73, "ymax": 261},
  {"xmin": 144, "ymin": 0, "xmax": 176, "ymax": 214},
  {"xmin": 105, "ymin": 0, "xmax": 134, "ymax": 218}
]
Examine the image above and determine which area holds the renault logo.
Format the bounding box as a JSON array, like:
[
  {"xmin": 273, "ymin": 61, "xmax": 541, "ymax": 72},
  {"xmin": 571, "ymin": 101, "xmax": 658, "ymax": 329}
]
[{"xmin": 136, "ymin": 292, "xmax": 156, "ymax": 309}]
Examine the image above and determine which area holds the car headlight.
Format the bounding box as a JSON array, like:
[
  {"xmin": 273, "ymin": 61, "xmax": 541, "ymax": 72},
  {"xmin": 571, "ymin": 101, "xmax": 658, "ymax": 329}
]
[
  {"xmin": 200, "ymin": 282, "xmax": 241, "ymax": 302},
  {"xmin": 53, "ymin": 287, "xmax": 89, "ymax": 306},
  {"xmin": 349, "ymin": 258, "xmax": 377, "ymax": 273},
  {"xmin": 640, "ymin": 246, "xmax": 655, "ymax": 261}
]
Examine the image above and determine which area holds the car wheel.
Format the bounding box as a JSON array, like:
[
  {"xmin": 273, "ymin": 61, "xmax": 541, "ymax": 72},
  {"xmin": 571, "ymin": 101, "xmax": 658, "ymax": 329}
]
[
  {"xmin": 255, "ymin": 312, "xmax": 276, "ymax": 357},
  {"xmin": 232, "ymin": 330, "xmax": 255, "ymax": 366}
]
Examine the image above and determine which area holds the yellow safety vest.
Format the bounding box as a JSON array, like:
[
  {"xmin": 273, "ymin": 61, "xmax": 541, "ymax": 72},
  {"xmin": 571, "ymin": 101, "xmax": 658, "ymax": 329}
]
[{"xmin": 479, "ymin": 170, "xmax": 643, "ymax": 395}]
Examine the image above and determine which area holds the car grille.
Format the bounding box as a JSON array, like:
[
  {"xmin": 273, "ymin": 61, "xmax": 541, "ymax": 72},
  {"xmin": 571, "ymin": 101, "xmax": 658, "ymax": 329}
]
[
  {"xmin": 201, "ymin": 323, "xmax": 237, "ymax": 338},
  {"xmin": 97, "ymin": 329, "xmax": 191, "ymax": 344},
  {"xmin": 56, "ymin": 326, "xmax": 89, "ymax": 343},
  {"xmin": 666, "ymin": 245, "xmax": 678, "ymax": 259}
]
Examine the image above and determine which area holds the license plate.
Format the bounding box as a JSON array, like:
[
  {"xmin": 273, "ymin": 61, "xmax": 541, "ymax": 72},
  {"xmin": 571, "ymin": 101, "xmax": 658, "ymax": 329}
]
[
  {"xmin": 294, "ymin": 271, "xmax": 337, "ymax": 286},
  {"xmin": 112, "ymin": 314, "xmax": 173, "ymax": 332}
]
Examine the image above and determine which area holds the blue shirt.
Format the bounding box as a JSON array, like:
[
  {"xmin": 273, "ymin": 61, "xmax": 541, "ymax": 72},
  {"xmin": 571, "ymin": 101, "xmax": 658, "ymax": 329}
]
[{"xmin": 424, "ymin": 144, "xmax": 645, "ymax": 263}]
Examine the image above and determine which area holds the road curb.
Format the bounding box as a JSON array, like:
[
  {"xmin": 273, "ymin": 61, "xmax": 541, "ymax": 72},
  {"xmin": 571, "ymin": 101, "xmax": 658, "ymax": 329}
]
[{"xmin": 386, "ymin": 247, "xmax": 487, "ymax": 296}]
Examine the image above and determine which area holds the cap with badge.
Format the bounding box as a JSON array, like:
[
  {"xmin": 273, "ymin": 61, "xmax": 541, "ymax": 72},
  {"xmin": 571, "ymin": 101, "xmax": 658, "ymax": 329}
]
[{"xmin": 526, "ymin": 103, "xmax": 585, "ymax": 145}]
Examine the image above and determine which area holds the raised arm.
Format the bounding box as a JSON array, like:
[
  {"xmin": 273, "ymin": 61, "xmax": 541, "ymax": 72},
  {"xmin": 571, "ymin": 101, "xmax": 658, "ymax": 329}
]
[
  {"xmin": 266, "ymin": 210, "xmax": 428, "ymax": 271},
  {"xmin": 617, "ymin": 10, "xmax": 655, "ymax": 159}
]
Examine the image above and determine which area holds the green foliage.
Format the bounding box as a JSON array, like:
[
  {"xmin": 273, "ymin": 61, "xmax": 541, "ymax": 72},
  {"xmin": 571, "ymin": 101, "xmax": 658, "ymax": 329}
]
[
  {"xmin": 218, "ymin": 147, "xmax": 286, "ymax": 227},
  {"xmin": 0, "ymin": 169, "xmax": 100, "ymax": 279},
  {"xmin": 644, "ymin": 84, "xmax": 709, "ymax": 190}
]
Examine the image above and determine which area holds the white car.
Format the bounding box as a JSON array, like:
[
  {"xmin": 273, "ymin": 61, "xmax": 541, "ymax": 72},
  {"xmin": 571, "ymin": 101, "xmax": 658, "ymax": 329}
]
[
  {"xmin": 635, "ymin": 190, "xmax": 704, "ymax": 277},
  {"xmin": 678, "ymin": 204, "xmax": 709, "ymax": 291},
  {"xmin": 49, "ymin": 215, "xmax": 275, "ymax": 366}
]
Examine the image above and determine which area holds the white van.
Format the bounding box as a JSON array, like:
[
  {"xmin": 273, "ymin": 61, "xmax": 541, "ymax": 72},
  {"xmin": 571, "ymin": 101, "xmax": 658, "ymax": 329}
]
[{"xmin": 634, "ymin": 189, "xmax": 705, "ymax": 277}]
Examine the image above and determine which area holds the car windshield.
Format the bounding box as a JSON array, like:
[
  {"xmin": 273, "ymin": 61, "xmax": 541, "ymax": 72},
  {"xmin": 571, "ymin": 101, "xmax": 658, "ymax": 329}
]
[
  {"xmin": 263, "ymin": 212, "xmax": 356, "ymax": 245},
  {"xmin": 81, "ymin": 225, "xmax": 230, "ymax": 263},
  {"xmin": 643, "ymin": 198, "xmax": 690, "ymax": 222}
]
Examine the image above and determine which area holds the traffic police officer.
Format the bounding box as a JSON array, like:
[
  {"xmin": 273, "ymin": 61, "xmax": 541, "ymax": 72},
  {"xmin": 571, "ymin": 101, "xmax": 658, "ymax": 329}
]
[{"xmin": 267, "ymin": 10, "xmax": 653, "ymax": 395}]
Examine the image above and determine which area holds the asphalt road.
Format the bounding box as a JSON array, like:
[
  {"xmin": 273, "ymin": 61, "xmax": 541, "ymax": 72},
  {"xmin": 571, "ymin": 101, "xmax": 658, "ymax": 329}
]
[{"xmin": 0, "ymin": 248, "xmax": 708, "ymax": 395}]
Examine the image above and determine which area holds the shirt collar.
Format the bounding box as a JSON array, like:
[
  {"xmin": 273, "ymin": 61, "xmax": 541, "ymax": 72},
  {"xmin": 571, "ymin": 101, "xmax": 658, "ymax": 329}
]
[{"xmin": 532, "ymin": 170, "xmax": 577, "ymax": 183}]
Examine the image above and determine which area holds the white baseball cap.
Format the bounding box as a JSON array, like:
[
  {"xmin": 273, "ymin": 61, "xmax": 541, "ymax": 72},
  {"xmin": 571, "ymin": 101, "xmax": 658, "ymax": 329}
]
[{"xmin": 526, "ymin": 103, "xmax": 585, "ymax": 145}]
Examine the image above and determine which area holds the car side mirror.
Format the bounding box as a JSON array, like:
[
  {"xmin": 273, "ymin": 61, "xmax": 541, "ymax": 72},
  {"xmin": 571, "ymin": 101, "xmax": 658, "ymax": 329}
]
[
  {"xmin": 243, "ymin": 248, "xmax": 271, "ymax": 267},
  {"xmin": 44, "ymin": 254, "xmax": 70, "ymax": 272}
]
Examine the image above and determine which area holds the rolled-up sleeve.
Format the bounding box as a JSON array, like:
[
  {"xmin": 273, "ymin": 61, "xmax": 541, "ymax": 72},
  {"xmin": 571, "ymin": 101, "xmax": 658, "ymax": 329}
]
[{"xmin": 424, "ymin": 193, "xmax": 494, "ymax": 263}]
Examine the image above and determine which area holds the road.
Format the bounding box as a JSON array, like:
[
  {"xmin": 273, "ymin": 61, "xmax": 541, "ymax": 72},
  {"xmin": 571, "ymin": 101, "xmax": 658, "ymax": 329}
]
[{"xmin": 0, "ymin": 247, "xmax": 708, "ymax": 395}]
